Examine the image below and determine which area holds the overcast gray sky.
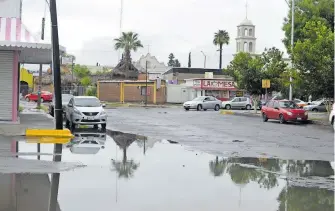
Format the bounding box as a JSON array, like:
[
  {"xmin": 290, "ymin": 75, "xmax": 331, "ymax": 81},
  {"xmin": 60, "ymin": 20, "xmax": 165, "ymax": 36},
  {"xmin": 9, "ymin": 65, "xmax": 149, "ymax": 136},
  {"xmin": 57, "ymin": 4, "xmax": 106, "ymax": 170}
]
[{"xmin": 21, "ymin": 0, "xmax": 289, "ymax": 69}]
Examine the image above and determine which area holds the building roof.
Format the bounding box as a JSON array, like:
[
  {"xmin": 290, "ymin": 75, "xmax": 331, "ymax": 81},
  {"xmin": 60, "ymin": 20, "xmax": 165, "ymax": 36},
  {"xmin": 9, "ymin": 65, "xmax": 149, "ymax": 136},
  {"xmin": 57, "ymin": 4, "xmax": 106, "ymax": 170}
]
[
  {"xmin": 163, "ymin": 68, "xmax": 225, "ymax": 75},
  {"xmin": 238, "ymin": 18, "xmax": 254, "ymax": 26}
]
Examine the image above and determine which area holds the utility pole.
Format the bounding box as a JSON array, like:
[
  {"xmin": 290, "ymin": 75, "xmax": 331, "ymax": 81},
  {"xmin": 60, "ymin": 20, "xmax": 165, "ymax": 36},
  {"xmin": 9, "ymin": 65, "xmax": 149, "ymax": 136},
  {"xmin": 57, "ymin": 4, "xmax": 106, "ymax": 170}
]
[
  {"xmin": 289, "ymin": 0, "xmax": 294, "ymax": 101},
  {"xmin": 201, "ymin": 51, "xmax": 207, "ymax": 68},
  {"xmin": 48, "ymin": 0, "xmax": 63, "ymax": 210},
  {"xmin": 37, "ymin": 17, "xmax": 46, "ymax": 108},
  {"xmin": 145, "ymin": 60, "xmax": 148, "ymax": 106}
]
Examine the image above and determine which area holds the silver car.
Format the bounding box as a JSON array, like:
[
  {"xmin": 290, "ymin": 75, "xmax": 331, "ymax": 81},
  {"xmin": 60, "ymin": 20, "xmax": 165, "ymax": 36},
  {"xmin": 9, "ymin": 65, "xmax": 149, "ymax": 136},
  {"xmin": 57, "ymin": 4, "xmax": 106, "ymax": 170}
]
[
  {"xmin": 183, "ymin": 96, "xmax": 222, "ymax": 111},
  {"xmin": 222, "ymin": 97, "xmax": 252, "ymax": 110},
  {"xmin": 303, "ymin": 101, "xmax": 327, "ymax": 112},
  {"xmin": 65, "ymin": 96, "xmax": 107, "ymax": 129}
]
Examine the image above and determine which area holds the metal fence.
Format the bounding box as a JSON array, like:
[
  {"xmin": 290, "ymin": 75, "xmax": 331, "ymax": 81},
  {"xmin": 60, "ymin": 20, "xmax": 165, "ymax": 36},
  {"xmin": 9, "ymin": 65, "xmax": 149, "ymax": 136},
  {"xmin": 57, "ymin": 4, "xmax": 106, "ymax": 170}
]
[{"xmin": 61, "ymin": 86, "xmax": 87, "ymax": 96}]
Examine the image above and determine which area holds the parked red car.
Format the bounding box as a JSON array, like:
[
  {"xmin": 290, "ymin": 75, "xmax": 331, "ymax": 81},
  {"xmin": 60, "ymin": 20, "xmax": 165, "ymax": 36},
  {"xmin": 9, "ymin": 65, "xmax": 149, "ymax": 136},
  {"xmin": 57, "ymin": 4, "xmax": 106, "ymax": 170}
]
[
  {"xmin": 261, "ymin": 100, "xmax": 308, "ymax": 124},
  {"xmin": 25, "ymin": 91, "xmax": 53, "ymax": 102}
]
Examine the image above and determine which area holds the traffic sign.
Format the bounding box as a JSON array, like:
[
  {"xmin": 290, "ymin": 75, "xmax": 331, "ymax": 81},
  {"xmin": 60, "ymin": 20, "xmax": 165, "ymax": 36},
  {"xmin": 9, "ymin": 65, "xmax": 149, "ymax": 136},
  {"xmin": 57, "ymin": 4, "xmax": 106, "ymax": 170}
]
[{"xmin": 262, "ymin": 79, "xmax": 270, "ymax": 88}]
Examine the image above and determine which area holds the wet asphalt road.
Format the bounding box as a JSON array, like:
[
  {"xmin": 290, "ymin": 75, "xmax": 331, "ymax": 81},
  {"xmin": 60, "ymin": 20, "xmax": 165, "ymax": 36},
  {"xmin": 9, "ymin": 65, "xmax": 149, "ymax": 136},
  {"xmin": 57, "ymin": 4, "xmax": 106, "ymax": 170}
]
[{"xmin": 105, "ymin": 108, "xmax": 334, "ymax": 161}]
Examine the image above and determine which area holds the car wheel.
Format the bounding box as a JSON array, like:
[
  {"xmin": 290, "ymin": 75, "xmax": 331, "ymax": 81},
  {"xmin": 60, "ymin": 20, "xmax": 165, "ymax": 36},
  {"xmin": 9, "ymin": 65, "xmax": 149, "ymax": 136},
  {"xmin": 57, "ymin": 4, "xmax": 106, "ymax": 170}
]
[
  {"xmin": 197, "ymin": 104, "xmax": 202, "ymax": 111},
  {"xmin": 25, "ymin": 97, "xmax": 30, "ymax": 102},
  {"xmin": 246, "ymin": 104, "xmax": 251, "ymax": 110},
  {"xmin": 225, "ymin": 104, "xmax": 231, "ymax": 110},
  {"xmin": 214, "ymin": 104, "xmax": 220, "ymax": 111},
  {"xmin": 312, "ymin": 108, "xmax": 318, "ymax": 112},
  {"xmin": 262, "ymin": 113, "xmax": 268, "ymax": 122},
  {"xmin": 101, "ymin": 124, "xmax": 106, "ymax": 129},
  {"xmin": 279, "ymin": 114, "xmax": 286, "ymax": 124},
  {"xmin": 184, "ymin": 108, "xmax": 189, "ymax": 111},
  {"xmin": 40, "ymin": 98, "xmax": 44, "ymax": 103}
]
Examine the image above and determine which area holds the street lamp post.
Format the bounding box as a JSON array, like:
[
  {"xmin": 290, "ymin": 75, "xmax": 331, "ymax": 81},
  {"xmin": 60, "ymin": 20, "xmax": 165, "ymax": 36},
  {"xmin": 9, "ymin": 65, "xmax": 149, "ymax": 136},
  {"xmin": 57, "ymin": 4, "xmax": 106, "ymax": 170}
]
[
  {"xmin": 201, "ymin": 51, "xmax": 207, "ymax": 68},
  {"xmin": 289, "ymin": 0, "xmax": 295, "ymax": 101}
]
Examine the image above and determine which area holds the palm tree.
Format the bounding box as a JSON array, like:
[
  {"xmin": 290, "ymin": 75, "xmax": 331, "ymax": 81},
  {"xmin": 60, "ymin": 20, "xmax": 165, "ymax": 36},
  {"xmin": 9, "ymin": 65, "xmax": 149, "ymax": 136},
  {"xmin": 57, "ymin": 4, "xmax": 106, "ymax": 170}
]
[
  {"xmin": 114, "ymin": 32, "xmax": 143, "ymax": 62},
  {"xmin": 113, "ymin": 32, "xmax": 143, "ymax": 79},
  {"xmin": 213, "ymin": 30, "xmax": 230, "ymax": 69}
]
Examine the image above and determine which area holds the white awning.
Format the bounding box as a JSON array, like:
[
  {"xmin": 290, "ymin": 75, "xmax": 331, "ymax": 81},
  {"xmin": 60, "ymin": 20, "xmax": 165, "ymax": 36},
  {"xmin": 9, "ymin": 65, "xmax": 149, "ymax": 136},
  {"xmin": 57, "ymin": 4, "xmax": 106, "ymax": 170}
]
[{"xmin": 0, "ymin": 41, "xmax": 66, "ymax": 64}]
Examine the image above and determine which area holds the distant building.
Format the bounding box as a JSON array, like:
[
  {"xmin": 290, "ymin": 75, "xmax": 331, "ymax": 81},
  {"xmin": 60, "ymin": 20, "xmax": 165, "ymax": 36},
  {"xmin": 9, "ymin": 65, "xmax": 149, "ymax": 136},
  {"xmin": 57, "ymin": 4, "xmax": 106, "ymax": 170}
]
[
  {"xmin": 133, "ymin": 53, "xmax": 170, "ymax": 79},
  {"xmin": 163, "ymin": 68, "xmax": 232, "ymax": 84}
]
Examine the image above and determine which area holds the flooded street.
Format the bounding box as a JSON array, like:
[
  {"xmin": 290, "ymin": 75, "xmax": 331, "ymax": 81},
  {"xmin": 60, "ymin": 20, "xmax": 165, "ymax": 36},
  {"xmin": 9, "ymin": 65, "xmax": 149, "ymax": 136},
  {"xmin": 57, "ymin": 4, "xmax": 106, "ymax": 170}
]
[{"xmin": 4, "ymin": 128, "xmax": 333, "ymax": 211}]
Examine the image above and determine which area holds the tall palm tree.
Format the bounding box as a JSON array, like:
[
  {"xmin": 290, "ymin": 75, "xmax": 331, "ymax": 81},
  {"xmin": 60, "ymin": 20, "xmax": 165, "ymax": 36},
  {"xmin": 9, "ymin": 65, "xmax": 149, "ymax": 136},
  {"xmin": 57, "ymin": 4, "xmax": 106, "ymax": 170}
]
[
  {"xmin": 114, "ymin": 32, "xmax": 143, "ymax": 62},
  {"xmin": 213, "ymin": 30, "xmax": 230, "ymax": 69}
]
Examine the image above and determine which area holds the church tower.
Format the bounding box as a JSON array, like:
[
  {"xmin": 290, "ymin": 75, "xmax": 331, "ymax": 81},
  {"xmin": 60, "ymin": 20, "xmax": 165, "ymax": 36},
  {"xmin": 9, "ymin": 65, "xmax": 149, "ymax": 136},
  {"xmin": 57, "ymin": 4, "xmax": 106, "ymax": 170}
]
[{"xmin": 235, "ymin": 2, "xmax": 256, "ymax": 54}]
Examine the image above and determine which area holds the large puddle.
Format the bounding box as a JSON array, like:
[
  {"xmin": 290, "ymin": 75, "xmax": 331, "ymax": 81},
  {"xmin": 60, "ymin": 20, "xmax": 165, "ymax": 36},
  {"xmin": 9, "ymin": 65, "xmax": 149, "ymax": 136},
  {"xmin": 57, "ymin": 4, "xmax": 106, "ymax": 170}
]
[{"xmin": 0, "ymin": 128, "xmax": 334, "ymax": 211}]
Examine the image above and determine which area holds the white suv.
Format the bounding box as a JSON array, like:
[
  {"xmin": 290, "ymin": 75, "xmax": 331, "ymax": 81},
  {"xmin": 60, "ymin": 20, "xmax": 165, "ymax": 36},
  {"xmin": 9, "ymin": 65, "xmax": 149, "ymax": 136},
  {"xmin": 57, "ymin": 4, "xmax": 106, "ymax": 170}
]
[{"xmin": 65, "ymin": 96, "xmax": 107, "ymax": 129}]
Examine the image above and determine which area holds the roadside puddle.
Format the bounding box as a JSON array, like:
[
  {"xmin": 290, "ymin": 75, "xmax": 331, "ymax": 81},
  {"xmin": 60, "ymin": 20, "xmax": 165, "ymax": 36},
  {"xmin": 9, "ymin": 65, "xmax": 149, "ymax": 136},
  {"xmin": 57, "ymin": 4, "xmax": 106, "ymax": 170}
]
[{"xmin": 6, "ymin": 129, "xmax": 335, "ymax": 210}]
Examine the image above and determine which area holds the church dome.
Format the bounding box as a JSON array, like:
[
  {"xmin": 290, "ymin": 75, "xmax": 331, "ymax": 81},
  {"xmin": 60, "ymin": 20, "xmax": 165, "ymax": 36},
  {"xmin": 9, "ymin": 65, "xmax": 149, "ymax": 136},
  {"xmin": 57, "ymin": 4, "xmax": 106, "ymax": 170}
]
[{"xmin": 239, "ymin": 19, "xmax": 254, "ymax": 26}]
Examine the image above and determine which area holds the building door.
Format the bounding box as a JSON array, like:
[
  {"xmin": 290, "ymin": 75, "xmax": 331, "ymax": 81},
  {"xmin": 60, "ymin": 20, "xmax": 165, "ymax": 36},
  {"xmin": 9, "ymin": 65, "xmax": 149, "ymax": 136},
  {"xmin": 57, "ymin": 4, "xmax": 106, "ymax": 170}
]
[
  {"xmin": 181, "ymin": 88, "xmax": 188, "ymax": 102},
  {"xmin": 0, "ymin": 51, "xmax": 14, "ymax": 121}
]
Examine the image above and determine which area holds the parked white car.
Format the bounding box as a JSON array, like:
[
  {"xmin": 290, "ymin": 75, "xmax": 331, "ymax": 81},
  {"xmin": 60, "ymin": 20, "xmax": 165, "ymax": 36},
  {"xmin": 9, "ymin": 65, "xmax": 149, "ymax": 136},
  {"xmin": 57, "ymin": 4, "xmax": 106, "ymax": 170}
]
[
  {"xmin": 222, "ymin": 97, "xmax": 252, "ymax": 110},
  {"xmin": 183, "ymin": 96, "xmax": 222, "ymax": 111},
  {"xmin": 65, "ymin": 96, "xmax": 107, "ymax": 129}
]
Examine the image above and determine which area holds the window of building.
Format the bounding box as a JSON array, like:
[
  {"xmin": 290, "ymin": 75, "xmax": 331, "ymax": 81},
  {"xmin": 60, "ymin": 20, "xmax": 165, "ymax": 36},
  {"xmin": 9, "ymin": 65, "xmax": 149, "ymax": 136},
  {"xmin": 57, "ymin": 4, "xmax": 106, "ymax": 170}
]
[
  {"xmin": 244, "ymin": 28, "xmax": 248, "ymax": 36},
  {"xmin": 249, "ymin": 42, "xmax": 253, "ymax": 52},
  {"xmin": 248, "ymin": 28, "xmax": 253, "ymax": 36}
]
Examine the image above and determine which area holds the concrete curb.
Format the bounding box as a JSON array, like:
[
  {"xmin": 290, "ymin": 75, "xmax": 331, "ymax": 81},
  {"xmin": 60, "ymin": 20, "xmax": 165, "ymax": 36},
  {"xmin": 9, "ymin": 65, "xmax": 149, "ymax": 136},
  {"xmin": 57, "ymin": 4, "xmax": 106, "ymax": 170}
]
[{"xmin": 219, "ymin": 110, "xmax": 331, "ymax": 126}]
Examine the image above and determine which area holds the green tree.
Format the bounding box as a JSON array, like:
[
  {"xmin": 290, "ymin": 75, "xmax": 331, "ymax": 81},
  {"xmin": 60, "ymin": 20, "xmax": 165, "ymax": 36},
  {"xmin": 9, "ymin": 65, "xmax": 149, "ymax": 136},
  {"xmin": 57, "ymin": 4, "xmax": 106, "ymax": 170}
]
[
  {"xmin": 213, "ymin": 30, "xmax": 230, "ymax": 69},
  {"xmin": 114, "ymin": 32, "xmax": 143, "ymax": 62},
  {"xmin": 225, "ymin": 52, "xmax": 264, "ymax": 112},
  {"xmin": 73, "ymin": 64, "xmax": 90, "ymax": 78},
  {"xmin": 282, "ymin": 0, "xmax": 334, "ymax": 99},
  {"xmin": 260, "ymin": 47, "xmax": 288, "ymax": 94},
  {"xmin": 174, "ymin": 59, "xmax": 181, "ymax": 67},
  {"xmin": 80, "ymin": 76, "xmax": 91, "ymax": 87},
  {"xmin": 293, "ymin": 20, "xmax": 334, "ymax": 99},
  {"xmin": 168, "ymin": 53, "xmax": 175, "ymax": 67},
  {"xmin": 282, "ymin": 0, "xmax": 334, "ymax": 53}
]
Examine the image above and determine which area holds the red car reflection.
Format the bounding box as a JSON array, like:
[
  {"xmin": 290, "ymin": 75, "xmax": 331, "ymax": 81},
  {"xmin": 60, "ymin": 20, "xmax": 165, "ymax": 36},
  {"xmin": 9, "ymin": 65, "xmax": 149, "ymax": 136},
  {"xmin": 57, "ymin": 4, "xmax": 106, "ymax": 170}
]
[
  {"xmin": 261, "ymin": 100, "xmax": 308, "ymax": 124},
  {"xmin": 25, "ymin": 91, "xmax": 53, "ymax": 102}
]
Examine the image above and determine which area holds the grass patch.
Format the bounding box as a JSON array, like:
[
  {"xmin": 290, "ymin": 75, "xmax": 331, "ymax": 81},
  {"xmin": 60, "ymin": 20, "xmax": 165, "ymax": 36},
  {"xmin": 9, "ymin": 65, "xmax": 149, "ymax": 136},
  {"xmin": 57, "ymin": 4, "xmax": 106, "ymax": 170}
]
[
  {"xmin": 19, "ymin": 105, "xmax": 24, "ymax": 112},
  {"xmin": 36, "ymin": 105, "xmax": 48, "ymax": 112}
]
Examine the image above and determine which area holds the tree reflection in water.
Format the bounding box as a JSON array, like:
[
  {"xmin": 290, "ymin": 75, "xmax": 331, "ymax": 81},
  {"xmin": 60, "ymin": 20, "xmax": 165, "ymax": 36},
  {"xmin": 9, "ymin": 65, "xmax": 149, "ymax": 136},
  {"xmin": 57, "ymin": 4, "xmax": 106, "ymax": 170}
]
[
  {"xmin": 209, "ymin": 157, "xmax": 334, "ymax": 209},
  {"xmin": 108, "ymin": 130, "xmax": 142, "ymax": 179}
]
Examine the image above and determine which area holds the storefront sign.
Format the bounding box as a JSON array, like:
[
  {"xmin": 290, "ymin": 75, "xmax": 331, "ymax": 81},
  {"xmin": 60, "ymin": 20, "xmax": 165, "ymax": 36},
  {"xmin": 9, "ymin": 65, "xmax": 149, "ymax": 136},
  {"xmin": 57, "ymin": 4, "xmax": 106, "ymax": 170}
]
[
  {"xmin": 193, "ymin": 80, "xmax": 201, "ymax": 88},
  {"xmin": 202, "ymin": 80, "xmax": 235, "ymax": 89}
]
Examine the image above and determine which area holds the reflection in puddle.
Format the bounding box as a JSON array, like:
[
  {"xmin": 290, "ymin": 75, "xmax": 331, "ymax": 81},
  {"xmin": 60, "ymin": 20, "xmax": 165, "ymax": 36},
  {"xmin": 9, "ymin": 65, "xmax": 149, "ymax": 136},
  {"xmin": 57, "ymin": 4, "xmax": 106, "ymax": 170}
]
[{"xmin": 2, "ymin": 129, "xmax": 334, "ymax": 211}]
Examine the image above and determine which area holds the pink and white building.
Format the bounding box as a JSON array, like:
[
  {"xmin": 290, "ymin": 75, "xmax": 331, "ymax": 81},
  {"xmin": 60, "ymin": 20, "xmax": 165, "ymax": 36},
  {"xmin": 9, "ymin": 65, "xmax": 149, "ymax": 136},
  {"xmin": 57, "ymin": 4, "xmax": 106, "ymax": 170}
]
[{"xmin": 0, "ymin": 0, "xmax": 66, "ymax": 123}]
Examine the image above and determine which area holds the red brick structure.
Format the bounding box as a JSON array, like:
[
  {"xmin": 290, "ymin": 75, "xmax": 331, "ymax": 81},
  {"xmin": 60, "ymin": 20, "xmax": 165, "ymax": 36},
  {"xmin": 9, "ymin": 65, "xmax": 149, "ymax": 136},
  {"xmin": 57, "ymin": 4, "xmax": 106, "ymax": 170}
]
[{"xmin": 97, "ymin": 80, "xmax": 166, "ymax": 104}]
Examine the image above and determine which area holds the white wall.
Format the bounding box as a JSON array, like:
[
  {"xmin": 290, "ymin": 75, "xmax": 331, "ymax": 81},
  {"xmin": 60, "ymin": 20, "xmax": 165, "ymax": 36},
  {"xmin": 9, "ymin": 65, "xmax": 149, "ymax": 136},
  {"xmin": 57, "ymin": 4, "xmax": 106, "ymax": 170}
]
[
  {"xmin": 0, "ymin": 0, "xmax": 21, "ymax": 18},
  {"xmin": 166, "ymin": 84, "xmax": 195, "ymax": 103}
]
